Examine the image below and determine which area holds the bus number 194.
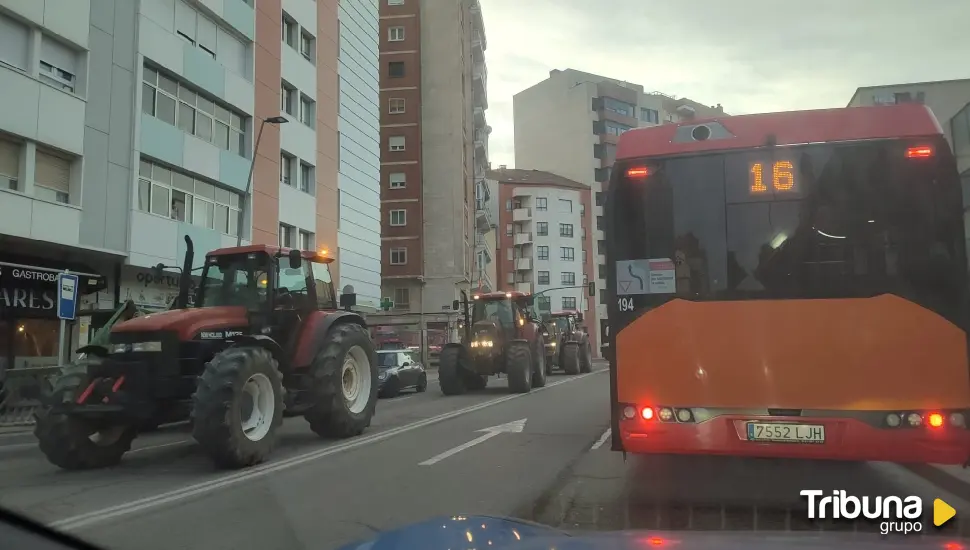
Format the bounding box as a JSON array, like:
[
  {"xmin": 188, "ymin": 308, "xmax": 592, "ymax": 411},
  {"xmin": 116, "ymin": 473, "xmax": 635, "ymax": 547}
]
[{"xmin": 618, "ymin": 297, "xmax": 635, "ymax": 312}]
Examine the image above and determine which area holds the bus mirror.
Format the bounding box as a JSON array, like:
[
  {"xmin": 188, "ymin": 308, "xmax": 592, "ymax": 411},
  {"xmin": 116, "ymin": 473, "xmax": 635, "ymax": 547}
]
[
  {"xmin": 588, "ymin": 282, "xmax": 596, "ymax": 297},
  {"xmin": 452, "ymin": 299, "xmax": 460, "ymax": 311},
  {"xmin": 287, "ymin": 249, "xmax": 302, "ymax": 269}
]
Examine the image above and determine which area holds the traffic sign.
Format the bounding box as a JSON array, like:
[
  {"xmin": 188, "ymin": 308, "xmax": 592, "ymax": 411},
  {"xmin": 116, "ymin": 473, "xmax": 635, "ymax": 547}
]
[{"xmin": 57, "ymin": 272, "xmax": 79, "ymax": 321}]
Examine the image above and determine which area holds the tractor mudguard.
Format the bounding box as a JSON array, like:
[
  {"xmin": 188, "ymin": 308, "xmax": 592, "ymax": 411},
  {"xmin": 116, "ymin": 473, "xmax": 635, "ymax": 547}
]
[
  {"xmin": 229, "ymin": 335, "xmax": 285, "ymax": 366},
  {"xmin": 292, "ymin": 311, "xmax": 368, "ymax": 369}
]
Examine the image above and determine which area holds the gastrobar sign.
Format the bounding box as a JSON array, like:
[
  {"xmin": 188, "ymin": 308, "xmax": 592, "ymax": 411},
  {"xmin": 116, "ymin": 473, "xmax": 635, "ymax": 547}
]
[
  {"xmin": 0, "ymin": 267, "xmax": 57, "ymax": 312},
  {"xmin": 0, "ymin": 266, "xmax": 60, "ymax": 282}
]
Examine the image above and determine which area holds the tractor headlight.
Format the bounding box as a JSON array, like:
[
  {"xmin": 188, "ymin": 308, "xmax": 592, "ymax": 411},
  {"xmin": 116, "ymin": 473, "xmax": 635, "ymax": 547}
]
[
  {"xmin": 470, "ymin": 340, "xmax": 493, "ymax": 348},
  {"xmin": 131, "ymin": 341, "xmax": 163, "ymax": 352}
]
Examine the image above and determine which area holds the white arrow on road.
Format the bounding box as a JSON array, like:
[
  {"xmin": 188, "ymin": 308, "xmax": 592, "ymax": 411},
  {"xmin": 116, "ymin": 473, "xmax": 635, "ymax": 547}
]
[{"xmin": 418, "ymin": 418, "xmax": 527, "ymax": 466}]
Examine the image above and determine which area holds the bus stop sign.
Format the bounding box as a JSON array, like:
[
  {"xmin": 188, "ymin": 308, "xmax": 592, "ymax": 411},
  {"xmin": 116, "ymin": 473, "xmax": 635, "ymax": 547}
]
[{"xmin": 57, "ymin": 273, "xmax": 79, "ymax": 321}]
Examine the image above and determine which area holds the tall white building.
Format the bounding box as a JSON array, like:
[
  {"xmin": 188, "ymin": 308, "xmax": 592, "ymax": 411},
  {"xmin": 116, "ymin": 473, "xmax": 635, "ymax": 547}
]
[{"xmin": 513, "ymin": 68, "xmax": 726, "ymax": 352}]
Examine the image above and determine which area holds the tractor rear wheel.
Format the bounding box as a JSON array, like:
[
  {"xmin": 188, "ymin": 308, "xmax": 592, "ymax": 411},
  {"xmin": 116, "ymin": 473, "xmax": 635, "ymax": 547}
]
[
  {"xmin": 532, "ymin": 338, "xmax": 547, "ymax": 388},
  {"xmin": 304, "ymin": 323, "xmax": 378, "ymax": 438},
  {"xmin": 561, "ymin": 342, "xmax": 581, "ymax": 375},
  {"xmin": 35, "ymin": 362, "xmax": 136, "ymax": 470},
  {"xmin": 438, "ymin": 345, "xmax": 468, "ymax": 395},
  {"xmin": 580, "ymin": 340, "xmax": 593, "ymax": 373},
  {"xmin": 192, "ymin": 346, "xmax": 283, "ymax": 469},
  {"xmin": 506, "ymin": 342, "xmax": 532, "ymax": 394}
]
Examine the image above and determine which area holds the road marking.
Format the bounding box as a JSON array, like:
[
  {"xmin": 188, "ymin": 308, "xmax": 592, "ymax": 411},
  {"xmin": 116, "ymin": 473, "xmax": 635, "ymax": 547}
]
[
  {"xmin": 590, "ymin": 428, "xmax": 611, "ymax": 450},
  {"xmin": 419, "ymin": 418, "xmax": 527, "ymax": 466},
  {"xmin": 0, "ymin": 442, "xmax": 35, "ymax": 453},
  {"xmin": 129, "ymin": 440, "xmax": 192, "ymax": 454},
  {"xmin": 50, "ymin": 369, "xmax": 604, "ymax": 532}
]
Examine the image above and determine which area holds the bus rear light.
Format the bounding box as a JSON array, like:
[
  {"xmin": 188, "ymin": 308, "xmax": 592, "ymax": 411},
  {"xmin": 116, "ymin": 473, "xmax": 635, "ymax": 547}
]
[
  {"xmin": 886, "ymin": 413, "xmax": 901, "ymax": 427},
  {"xmin": 907, "ymin": 413, "xmax": 923, "ymax": 427},
  {"xmin": 641, "ymin": 406, "xmax": 655, "ymax": 420},
  {"xmin": 622, "ymin": 405, "xmax": 637, "ymax": 419},
  {"xmin": 905, "ymin": 145, "xmax": 933, "ymax": 158},
  {"xmin": 658, "ymin": 407, "xmax": 674, "ymax": 422},
  {"xmin": 928, "ymin": 412, "xmax": 945, "ymax": 428},
  {"xmin": 676, "ymin": 408, "xmax": 693, "ymax": 423},
  {"xmin": 951, "ymin": 413, "xmax": 966, "ymax": 427},
  {"xmin": 626, "ymin": 166, "xmax": 650, "ymax": 179}
]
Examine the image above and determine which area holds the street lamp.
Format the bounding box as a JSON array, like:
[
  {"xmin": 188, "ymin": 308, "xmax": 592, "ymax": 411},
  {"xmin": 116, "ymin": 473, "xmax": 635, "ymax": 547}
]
[{"xmin": 236, "ymin": 115, "xmax": 288, "ymax": 246}]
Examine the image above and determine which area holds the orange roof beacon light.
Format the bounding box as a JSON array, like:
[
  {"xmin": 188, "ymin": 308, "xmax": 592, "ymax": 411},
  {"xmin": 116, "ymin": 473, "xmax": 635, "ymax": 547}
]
[
  {"xmin": 626, "ymin": 166, "xmax": 650, "ymax": 179},
  {"xmin": 905, "ymin": 145, "xmax": 933, "ymax": 159}
]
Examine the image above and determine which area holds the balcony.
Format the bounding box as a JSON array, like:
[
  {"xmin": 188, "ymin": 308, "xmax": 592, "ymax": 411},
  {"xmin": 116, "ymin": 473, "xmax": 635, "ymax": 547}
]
[
  {"xmin": 512, "ymin": 207, "xmax": 531, "ymax": 222},
  {"xmin": 515, "ymin": 282, "xmax": 532, "ymax": 294},
  {"xmin": 514, "ymin": 232, "xmax": 533, "ymax": 246},
  {"xmin": 473, "ymin": 65, "xmax": 488, "ymax": 108},
  {"xmin": 475, "ymin": 202, "xmax": 492, "ymax": 231},
  {"xmin": 474, "ymin": 105, "xmax": 486, "ymax": 129},
  {"xmin": 470, "ymin": 0, "xmax": 484, "ymax": 31},
  {"xmin": 515, "ymin": 258, "xmax": 533, "ymax": 271},
  {"xmin": 474, "ymin": 131, "xmax": 487, "ymax": 157},
  {"xmin": 472, "ymin": 31, "xmax": 485, "ymax": 62},
  {"xmin": 476, "ymin": 272, "xmax": 494, "ymax": 293}
]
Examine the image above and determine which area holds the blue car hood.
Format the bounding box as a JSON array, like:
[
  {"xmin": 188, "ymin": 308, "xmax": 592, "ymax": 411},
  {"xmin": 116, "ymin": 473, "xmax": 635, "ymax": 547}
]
[{"xmin": 335, "ymin": 515, "xmax": 957, "ymax": 550}]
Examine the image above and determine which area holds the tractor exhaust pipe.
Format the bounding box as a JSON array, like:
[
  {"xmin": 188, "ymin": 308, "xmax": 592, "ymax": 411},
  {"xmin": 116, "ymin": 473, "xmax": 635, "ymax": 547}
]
[{"xmin": 176, "ymin": 235, "xmax": 194, "ymax": 309}]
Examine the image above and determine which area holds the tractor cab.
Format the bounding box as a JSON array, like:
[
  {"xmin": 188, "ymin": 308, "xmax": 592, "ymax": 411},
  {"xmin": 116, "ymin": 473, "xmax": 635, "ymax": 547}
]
[
  {"xmin": 198, "ymin": 245, "xmax": 347, "ymax": 354},
  {"xmin": 468, "ymin": 292, "xmax": 535, "ymax": 348}
]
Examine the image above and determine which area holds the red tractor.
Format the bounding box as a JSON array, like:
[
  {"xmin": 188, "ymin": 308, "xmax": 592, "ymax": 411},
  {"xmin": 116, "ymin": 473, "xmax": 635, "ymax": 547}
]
[
  {"xmin": 546, "ymin": 312, "xmax": 593, "ymax": 374},
  {"xmin": 34, "ymin": 237, "xmax": 378, "ymax": 470},
  {"xmin": 438, "ymin": 291, "xmax": 547, "ymax": 394}
]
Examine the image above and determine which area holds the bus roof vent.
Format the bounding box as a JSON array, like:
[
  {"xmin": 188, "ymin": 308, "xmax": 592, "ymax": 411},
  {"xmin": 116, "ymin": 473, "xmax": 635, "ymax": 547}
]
[{"xmin": 674, "ymin": 122, "xmax": 734, "ymax": 143}]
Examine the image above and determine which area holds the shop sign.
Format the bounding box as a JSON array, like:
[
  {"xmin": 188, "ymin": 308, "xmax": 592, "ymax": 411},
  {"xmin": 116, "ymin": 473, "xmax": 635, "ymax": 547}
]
[
  {"xmin": 0, "ymin": 266, "xmax": 59, "ymax": 314},
  {"xmin": 119, "ymin": 267, "xmax": 197, "ymax": 311}
]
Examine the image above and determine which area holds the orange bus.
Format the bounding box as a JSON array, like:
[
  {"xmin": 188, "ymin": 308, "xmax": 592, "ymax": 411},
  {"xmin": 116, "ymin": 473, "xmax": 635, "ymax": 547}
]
[{"xmin": 606, "ymin": 103, "xmax": 970, "ymax": 464}]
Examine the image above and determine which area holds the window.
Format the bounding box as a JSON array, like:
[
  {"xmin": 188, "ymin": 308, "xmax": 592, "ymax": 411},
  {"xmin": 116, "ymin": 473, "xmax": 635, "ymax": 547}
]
[
  {"xmin": 537, "ymin": 271, "xmax": 550, "ymax": 285},
  {"xmin": 300, "ymin": 94, "xmax": 315, "ymax": 127},
  {"xmin": 536, "ymin": 222, "xmax": 548, "ymax": 236},
  {"xmin": 280, "ymin": 153, "xmax": 294, "ymax": 185},
  {"xmin": 389, "ymin": 172, "xmax": 406, "ymax": 189},
  {"xmin": 561, "ymin": 247, "xmax": 575, "ymax": 261},
  {"xmin": 598, "ymin": 264, "xmax": 607, "ymax": 279},
  {"xmin": 39, "ymin": 36, "xmax": 78, "ymax": 93},
  {"xmin": 0, "ymin": 137, "xmax": 21, "ymax": 191},
  {"xmin": 506, "ymin": 199, "xmax": 512, "ymax": 211},
  {"xmin": 389, "ymin": 136, "xmax": 405, "ymax": 151},
  {"xmin": 506, "ymin": 248, "xmax": 513, "ymax": 261},
  {"xmin": 559, "ymin": 223, "xmax": 573, "ymax": 238},
  {"xmin": 583, "ymin": 249, "xmax": 587, "ymax": 261},
  {"xmin": 279, "ymin": 223, "xmax": 294, "ymax": 247},
  {"xmin": 138, "ymin": 159, "xmax": 241, "ymax": 235},
  {"xmin": 0, "ymin": 13, "xmax": 29, "ymax": 70},
  {"xmin": 388, "ymin": 26, "xmax": 405, "ymax": 41},
  {"xmin": 559, "ymin": 199, "xmax": 572, "ymax": 213},
  {"xmin": 561, "ymin": 272, "xmax": 576, "ymax": 286},
  {"xmin": 595, "ymin": 191, "xmax": 604, "ymax": 206},
  {"xmin": 640, "ymin": 108, "xmax": 659, "ymax": 124},
  {"xmin": 299, "ymin": 230, "xmax": 314, "ymax": 251},
  {"xmin": 390, "ymin": 209, "xmax": 406, "ymax": 226},
  {"xmin": 535, "ymin": 197, "xmax": 547, "ymax": 211},
  {"xmin": 388, "ymin": 61, "xmax": 405, "ymax": 78},
  {"xmin": 537, "ymin": 246, "xmax": 549, "ymax": 260},
  {"xmin": 281, "ymin": 81, "xmax": 295, "ymax": 115},
  {"xmin": 387, "ymin": 0, "xmax": 404, "ymax": 5},
  {"xmin": 389, "ymin": 98, "xmax": 405, "ymax": 114},
  {"xmin": 143, "ymin": 66, "xmax": 246, "ymax": 156},
  {"xmin": 394, "ymin": 287, "xmax": 410, "ymax": 308},
  {"xmin": 505, "ymin": 223, "xmax": 512, "ymax": 237},
  {"xmin": 596, "ymin": 216, "xmax": 604, "ymax": 231},
  {"xmin": 282, "ymin": 13, "xmax": 296, "ymax": 47},
  {"xmin": 175, "ymin": 2, "xmax": 223, "ymax": 59},
  {"xmin": 390, "ymin": 247, "xmax": 407, "ymax": 265},
  {"xmin": 299, "ymin": 162, "xmax": 314, "ymax": 194},
  {"xmin": 562, "ymin": 297, "xmax": 577, "ymax": 310},
  {"xmin": 598, "ymin": 240, "xmax": 606, "ymax": 255},
  {"xmin": 34, "ymin": 148, "xmax": 71, "ymax": 203},
  {"xmin": 300, "ymin": 30, "xmax": 315, "ymax": 62}
]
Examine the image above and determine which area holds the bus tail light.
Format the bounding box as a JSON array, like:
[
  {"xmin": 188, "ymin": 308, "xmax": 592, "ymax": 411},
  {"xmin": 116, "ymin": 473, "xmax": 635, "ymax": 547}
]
[
  {"xmin": 641, "ymin": 406, "xmax": 655, "ymax": 420},
  {"xmin": 626, "ymin": 166, "xmax": 650, "ymax": 179},
  {"xmin": 884, "ymin": 410, "xmax": 965, "ymax": 429},
  {"xmin": 905, "ymin": 145, "xmax": 933, "ymax": 158},
  {"xmin": 928, "ymin": 412, "xmax": 945, "ymax": 428}
]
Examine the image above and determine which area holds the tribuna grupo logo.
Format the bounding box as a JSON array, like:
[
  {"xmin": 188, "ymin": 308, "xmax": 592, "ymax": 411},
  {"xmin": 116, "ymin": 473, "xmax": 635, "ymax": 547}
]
[{"xmin": 801, "ymin": 490, "xmax": 923, "ymax": 534}]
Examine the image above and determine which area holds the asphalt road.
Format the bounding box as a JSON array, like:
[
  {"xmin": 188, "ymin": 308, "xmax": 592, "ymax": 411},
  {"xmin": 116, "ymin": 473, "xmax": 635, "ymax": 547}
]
[
  {"xmin": 0, "ymin": 365, "xmax": 611, "ymax": 550},
  {"xmin": 5, "ymin": 361, "xmax": 970, "ymax": 549}
]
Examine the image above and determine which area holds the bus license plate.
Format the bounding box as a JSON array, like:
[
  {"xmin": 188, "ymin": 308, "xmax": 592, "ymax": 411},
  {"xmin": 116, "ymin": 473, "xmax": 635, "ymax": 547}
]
[{"xmin": 746, "ymin": 423, "xmax": 825, "ymax": 443}]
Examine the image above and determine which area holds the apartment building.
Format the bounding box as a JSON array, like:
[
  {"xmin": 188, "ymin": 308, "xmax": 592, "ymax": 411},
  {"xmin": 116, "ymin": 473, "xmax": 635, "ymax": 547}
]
[
  {"xmin": 379, "ymin": 0, "xmax": 487, "ymax": 314},
  {"xmin": 0, "ymin": 0, "xmax": 376, "ymax": 370},
  {"xmin": 512, "ymin": 68, "xmax": 725, "ymax": 355},
  {"xmin": 490, "ymin": 167, "xmax": 595, "ymax": 351}
]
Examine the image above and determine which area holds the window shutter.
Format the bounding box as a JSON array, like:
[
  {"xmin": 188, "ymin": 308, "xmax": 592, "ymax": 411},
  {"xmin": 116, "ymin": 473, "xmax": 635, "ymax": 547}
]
[
  {"xmin": 0, "ymin": 138, "xmax": 20, "ymax": 178},
  {"xmin": 35, "ymin": 150, "xmax": 70, "ymax": 192}
]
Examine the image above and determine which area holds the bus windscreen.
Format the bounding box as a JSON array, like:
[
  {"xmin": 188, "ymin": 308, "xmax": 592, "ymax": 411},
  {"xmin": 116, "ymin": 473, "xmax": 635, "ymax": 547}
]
[{"xmin": 609, "ymin": 138, "xmax": 966, "ymax": 323}]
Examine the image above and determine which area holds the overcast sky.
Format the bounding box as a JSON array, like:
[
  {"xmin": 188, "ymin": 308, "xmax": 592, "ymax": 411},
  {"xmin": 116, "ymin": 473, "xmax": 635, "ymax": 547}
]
[{"xmin": 480, "ymin": 0, "xmax": 970, "ymax": 168}]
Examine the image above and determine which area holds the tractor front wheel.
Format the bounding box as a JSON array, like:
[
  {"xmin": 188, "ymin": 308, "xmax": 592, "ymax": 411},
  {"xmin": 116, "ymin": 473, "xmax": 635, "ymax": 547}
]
[
  {"xmin": 304, "ymin": 323, "xmax": 378, "ymax": 438},
  {"xmin": 438, "ymin": 345, "xmax": 468, "ymax": 395},
  {"xmin": 192, "ymin": 346, "xmax": 284, "ymax": 469},
  {"xmin": 506, "ymin": 342, "xmax": 532, "ymax": 394}
]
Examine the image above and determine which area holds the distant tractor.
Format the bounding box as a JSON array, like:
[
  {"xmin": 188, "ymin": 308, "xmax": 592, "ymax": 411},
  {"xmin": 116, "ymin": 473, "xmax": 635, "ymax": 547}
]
[
  {"xmin": 35, "ymin": 237, "xmax": 378, "ymax": 471},
  {"xmin": 546, "ymin": 312, "xmax": 593, "ymax": 375},
  {"xmin": 438, "ymin": 291, "xmax": 547, "ymax": 394}
]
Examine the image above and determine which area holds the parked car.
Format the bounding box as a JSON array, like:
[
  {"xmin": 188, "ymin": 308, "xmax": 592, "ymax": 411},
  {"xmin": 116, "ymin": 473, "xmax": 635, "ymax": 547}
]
[{"xmin": 377, "ymin": 349, "xmax": 428, "ymax": 397}]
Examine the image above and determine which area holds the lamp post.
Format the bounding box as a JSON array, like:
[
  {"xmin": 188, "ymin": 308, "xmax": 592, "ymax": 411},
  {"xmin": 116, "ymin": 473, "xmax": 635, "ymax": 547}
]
[{"xmin": 237, "ymin": 115, "xmax": 288, "ymax": 246}]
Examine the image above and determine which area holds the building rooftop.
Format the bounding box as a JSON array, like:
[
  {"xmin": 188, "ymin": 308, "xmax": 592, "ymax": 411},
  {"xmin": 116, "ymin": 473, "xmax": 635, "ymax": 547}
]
[{"xmin": 486, "ymin": 167, "xmax": 588, "ymax": 190}]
